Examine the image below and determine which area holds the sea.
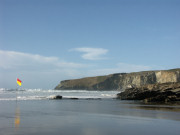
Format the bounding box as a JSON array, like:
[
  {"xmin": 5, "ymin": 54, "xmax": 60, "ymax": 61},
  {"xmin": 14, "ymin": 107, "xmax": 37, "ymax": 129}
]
[{"xmin": 0, "ymin": 88, "xmax": 180, "ymax": 135}]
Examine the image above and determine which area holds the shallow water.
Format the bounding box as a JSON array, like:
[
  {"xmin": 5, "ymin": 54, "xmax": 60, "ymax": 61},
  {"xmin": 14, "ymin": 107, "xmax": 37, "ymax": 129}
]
[
  {"xmin": 0, "ymin": 99, "xmax": 180, "ymax": 135},
  {"xmin": 0, "ymin": 89, "xmax": 180, "ymax": 135}
]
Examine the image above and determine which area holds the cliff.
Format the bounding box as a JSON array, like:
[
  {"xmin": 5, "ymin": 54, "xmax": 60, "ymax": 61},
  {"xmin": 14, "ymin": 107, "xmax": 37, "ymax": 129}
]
[
  {"xmin": 54, "ymin": 68, "xmax": 180, "ymax": 90},
  {"xmin": 117, "ymin": 82, "xmax": 180, "ymax": 102}
]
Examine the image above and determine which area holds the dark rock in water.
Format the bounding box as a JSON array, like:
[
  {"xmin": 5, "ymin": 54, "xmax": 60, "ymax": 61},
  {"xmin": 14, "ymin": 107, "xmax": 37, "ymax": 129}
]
[
  {"xmin": 69, "ymin": 98, "xmax": 79, "ymax": 100},
  {"xmin": 51, "ymin": 95, "xmax": 63, "ymax": 100},
  {"xmin": 62, "ymin": 97, "xmax": 79, "ymax": 100},
  {"xmin": 117, "ymin": 82, "xmax": 180, "ymax": 102},
  {"xmin": 85, "ymin": 98, "xmax": 102, "ymax": 100},
  {"xmin": 54, "ymin": 68, "xmax": 180, "ymax": 90}
]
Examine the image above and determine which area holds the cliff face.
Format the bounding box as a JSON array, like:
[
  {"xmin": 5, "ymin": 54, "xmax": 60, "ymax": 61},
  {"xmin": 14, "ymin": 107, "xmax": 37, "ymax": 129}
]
[
  {"xmin": 117, "ymin": 82, "xmax": 180, "ymax": 102},
  {"xmin": 54, "ymin": 68, "xmax": 180, "ymax": 90}
]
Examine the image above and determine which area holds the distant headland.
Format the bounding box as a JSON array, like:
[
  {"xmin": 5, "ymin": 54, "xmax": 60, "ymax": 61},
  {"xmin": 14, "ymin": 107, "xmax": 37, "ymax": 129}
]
[{"xmin": 55, "ymin": 68, "xmax": 180, "ymax": 91}]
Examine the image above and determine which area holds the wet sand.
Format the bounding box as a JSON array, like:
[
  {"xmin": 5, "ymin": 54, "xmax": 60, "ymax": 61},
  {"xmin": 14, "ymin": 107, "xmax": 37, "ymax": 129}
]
[{"xmin": 0, "ymin": 99, "xmax": 180, "ymax": 135}]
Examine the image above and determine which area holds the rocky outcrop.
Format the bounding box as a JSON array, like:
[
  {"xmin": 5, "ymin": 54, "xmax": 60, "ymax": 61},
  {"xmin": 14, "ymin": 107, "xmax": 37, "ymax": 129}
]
[
  {"xmin": 49, "ymin": 95, "xmax": 63, "ymax": 99},
  {"xmin": 49, "ymin": 95, "xmax": 79, "ymax": 100},
  {"xmin": 117, "ymin": 82, "xmax": 180, "ymax": 102},
  {"xmin": 55, "ymin": 68, "xmax": 180, "ymax": 90}
]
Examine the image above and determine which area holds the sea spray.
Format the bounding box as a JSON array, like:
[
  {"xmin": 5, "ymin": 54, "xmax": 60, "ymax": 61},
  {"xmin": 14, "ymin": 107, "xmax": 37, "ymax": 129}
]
[{"xmin": 0, "ymin": 88, "xmax": 119, "ymax": 101}]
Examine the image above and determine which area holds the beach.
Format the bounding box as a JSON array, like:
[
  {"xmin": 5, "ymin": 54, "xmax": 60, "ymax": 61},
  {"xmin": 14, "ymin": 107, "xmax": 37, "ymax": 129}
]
[
  {"xmin": 0, "ymin": 89, "xmax": 180, "ymax": 135},
  {"xmin": 1, "ymin": 0, "xmax": 180, "ymax": 134}
]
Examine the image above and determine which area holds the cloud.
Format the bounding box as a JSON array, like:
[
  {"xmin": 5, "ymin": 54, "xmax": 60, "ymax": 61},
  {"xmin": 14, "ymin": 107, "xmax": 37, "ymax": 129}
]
[
  {"xmin": 0, "ymin": 50, "xmax": 85, "ymax": 71},
  {"xmin": 0, "ymin": 50, "xmax": 156, "ymax": 89},
  {"xmin": 0, "ymin": 50, "xmax": 89, "ymax": 88},
  {"xmin": 71, "ymin": 47, "xmax": 108, "ymax": 60}
]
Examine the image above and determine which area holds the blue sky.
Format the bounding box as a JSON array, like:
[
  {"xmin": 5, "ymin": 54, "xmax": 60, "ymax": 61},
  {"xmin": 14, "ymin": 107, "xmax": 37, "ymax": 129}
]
[{"xmin": 0, "ymin": 0, "xmax": 180, "ymax": 89}]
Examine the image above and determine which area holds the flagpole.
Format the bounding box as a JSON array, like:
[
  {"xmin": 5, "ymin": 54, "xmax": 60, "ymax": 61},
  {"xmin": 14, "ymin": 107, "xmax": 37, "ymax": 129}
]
[
  {"xmin": 15, "ymin": 78, "xmax": 20, "ymax": 128},
  {"xmin": 16, "ymin": 79, "xmax": 18, "ymax": 102},
  {"xmin": 16, "ymin": 78, "xmax": 22, "ymax": 102},
  {"xmin": 16, "ymin": 78, "xmax": 19, "ymax": 102}
]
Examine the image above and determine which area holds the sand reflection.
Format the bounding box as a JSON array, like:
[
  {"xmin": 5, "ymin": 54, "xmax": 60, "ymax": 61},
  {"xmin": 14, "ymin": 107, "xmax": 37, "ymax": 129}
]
[
  {"xmin": 14, "ymin": 105, "xmax": 20, "ymax": 128},
  {"xmin": 133, "ymin": 105, "xmax": 180, "ymax": 112}
]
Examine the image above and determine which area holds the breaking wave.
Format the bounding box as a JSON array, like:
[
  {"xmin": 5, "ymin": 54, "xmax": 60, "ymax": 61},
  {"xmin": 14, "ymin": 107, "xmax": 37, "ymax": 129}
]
[{"xmin": 0, "ymin": 88, "xmax": 120, "ymax": 101}]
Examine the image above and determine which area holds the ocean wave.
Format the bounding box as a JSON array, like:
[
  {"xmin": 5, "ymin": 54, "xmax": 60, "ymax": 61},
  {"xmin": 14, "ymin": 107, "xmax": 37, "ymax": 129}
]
[
  {"xmin": 0, "ymin": 96, "xmax": 47, "ymax": 101},
  {"xmin": 0, "ymin": 89, "xmax": 119, "ymax": 101},
  {"xmin": 0, "ymin": 88, "xmax": 26, "ymax": 93},
  {"xmin": 0, "ymin": 88, "xmax": 118, "ymax": 93},
  {"xmin": 0, "ymin": 98, "xmax": 16, "ymax": 101},
  {"xmin": 18, "ymin": 96, "xmax": 46, "ymax": 100},
  {"xmin": 0, "ymin": 88, "xmax": 6, "ymax": 91},
  {"xmin": 101, "ymin": 94, "xmax": 115, "ymax": 97}
]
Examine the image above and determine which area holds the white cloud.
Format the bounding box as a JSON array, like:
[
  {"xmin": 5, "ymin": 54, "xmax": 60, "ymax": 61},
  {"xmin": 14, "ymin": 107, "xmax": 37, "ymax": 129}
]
[
  {"xmin": 0, "ymin": 50, "xmax": 85, "ymax": 71},
  {"xmin": 0, "ymin": 50, "xmax": 156, "ymax": 89},
  {"xmin": 0, "ymin": 50, "xmax": 88, "ymax": 89},
  {"xmin": 71, "ymin": 47, "xmax": 108, "ymax": 60}
]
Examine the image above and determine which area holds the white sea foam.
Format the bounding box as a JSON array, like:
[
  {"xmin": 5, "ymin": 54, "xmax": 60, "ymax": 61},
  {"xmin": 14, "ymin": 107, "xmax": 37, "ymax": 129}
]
[
  {"xmin": 0, "ymin": 98, "xmax": 16, "ymax": 101},
  {"xmin": 17, "ymin": 96, "xmax": 47, "ymax": 100},
  {"xmin": 0, "ymin": 88, "xmax": 120, "ymax": 101},
  {"xmin": 0, "ymin": 88, "xmax": 6, "ymax": 91}
]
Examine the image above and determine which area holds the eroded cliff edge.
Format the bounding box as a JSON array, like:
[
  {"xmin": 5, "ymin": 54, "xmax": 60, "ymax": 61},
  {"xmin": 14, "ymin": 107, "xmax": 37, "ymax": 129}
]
[
  {"xmin": 54, "ymin": 68, "xmax": 180, "ymax": 90},
  {"xmin": 117, "ymin": 82, "xmax": 180, "ymax": 102}
]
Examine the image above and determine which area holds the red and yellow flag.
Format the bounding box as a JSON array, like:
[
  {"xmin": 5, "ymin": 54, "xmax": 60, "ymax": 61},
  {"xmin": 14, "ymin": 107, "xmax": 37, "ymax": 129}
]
[{"xmin": 17, "ymin": 78, "xmax": 22, "ymax": 86}]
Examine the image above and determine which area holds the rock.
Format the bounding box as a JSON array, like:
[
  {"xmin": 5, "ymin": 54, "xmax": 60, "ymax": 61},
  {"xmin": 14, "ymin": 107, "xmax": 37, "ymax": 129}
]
[
  {"xmin": 117, "ymin": 82, "xmax": 180, "ymax": 102},
  {"xmin": 50, "ymin": 95, "xmax": 62, "ymax": 100},
  {"xmin": 54, "ymin": 68, "xmax": 180, "ymax": 90},
  {"xmin": 85, "ymin": 98, "xmax": 101, "ymax": 100},
  {"xmin": 69, "ymin": 98, "xmax": 78, "ymax": 100}
]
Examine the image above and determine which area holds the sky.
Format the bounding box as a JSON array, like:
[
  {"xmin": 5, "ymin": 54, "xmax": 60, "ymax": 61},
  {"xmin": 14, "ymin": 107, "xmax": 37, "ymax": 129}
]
[{"xmin": 0, "ymin": 0, "xmax": 180, "ymax": 89}]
